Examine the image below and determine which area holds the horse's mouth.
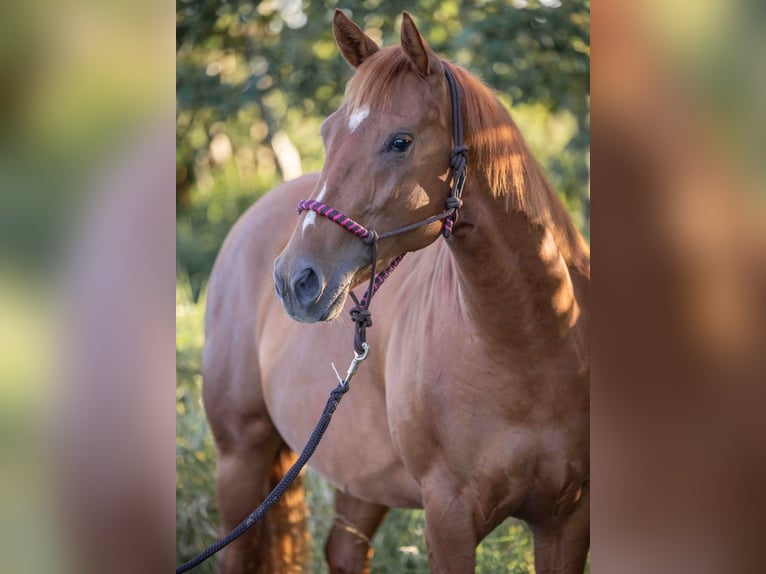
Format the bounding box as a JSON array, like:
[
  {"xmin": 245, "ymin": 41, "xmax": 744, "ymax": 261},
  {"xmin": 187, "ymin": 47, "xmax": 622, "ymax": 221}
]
[
  {"xmin": 315, "ymin": 258, "xmax": 396, "ymax": 322},
  {"xmin": 281, "ymin": 253, "xmax": 399, "ymax": 324},
  {"xmin": 279, "ymin": 277, "xmax": 350, "ymax": 324},
  {"xmin": 317, "ymin": 283, "xmax": 349, "ymax": 322}
]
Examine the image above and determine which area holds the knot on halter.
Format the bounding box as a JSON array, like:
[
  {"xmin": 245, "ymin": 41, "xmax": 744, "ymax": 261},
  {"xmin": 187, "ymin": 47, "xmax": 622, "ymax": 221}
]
[
  {"xmin": 361, "ymin": 230, "xmax": 378, "ymax": 246},
  {"xmin": 349, "ymin": 302, "xmax": 372, "ymax": 355},
  {"xmin": 443, "ymin": 148, "xmax": 467, "ymax": 238},
  {"xmin": 349, "ymin": 306, "xmax": 372, "ymax": 328},
  {"xmin": 449, "ymin": 145, "xmax": 468, "ymax": 170}
]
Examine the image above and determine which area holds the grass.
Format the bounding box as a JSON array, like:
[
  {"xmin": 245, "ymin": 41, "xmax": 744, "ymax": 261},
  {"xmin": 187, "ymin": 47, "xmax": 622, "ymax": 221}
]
[{"xmin": 176, "ymin": 279, "xmax": 541, "ymax": 573}]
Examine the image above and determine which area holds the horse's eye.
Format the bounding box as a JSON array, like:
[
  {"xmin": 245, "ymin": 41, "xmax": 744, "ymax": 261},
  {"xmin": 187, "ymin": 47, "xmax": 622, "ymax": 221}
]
[{"xmin": 388, "ymin": 135, "xmax": 413, "ymax": 153}]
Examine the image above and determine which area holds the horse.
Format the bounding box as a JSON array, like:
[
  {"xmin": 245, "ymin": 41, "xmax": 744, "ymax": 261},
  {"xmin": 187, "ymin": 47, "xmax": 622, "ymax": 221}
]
[{"xmin": 202, "ymin": 10, "xmax": 590, "ymax": 574}]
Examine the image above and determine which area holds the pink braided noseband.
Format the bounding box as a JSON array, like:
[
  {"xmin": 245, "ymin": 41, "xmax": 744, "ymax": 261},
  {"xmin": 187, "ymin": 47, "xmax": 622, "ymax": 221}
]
[{"xmin": 296, "ymin": 199, "xmax": 375, "ymax": 244}]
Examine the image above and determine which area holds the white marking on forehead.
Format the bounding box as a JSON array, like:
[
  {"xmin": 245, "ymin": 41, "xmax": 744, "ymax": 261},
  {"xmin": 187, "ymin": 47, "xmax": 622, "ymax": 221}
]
[
  {"xmin": 301, "ymin": 182, "xmax": 327, "ymax": 234},
  {"xmin": 347, "ymin": 106, "xmax": 370, "ymax": 133}
]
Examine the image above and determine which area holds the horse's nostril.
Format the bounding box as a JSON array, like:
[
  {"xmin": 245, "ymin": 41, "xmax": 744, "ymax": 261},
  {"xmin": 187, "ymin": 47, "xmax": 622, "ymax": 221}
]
[{"xmin": 292, "ymin": 267, "xmax": 321, "ymax": 305}]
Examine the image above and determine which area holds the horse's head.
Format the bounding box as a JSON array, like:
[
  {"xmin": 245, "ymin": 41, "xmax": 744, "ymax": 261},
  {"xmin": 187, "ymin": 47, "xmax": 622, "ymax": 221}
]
[{"xmin": 274, "ymin": 11, "xmax": 455, "ymax": 323}]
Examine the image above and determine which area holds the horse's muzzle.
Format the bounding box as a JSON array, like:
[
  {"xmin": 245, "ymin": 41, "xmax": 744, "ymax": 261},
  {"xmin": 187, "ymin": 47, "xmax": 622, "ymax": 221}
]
[{"xmin": 274, "ymin": 255, "xmax": 349, "ymax": 323}]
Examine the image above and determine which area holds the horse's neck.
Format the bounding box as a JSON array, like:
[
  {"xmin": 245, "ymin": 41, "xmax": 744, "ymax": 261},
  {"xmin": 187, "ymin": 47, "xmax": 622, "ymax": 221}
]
[{"xmin": 446, "ymin": 187, "xmax": 582, "ymax": 353}]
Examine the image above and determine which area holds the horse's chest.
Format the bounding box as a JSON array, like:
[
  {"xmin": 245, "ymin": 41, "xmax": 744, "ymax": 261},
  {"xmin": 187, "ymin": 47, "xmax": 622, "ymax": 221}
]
[
  {"xmin": 387, "ymin": 342, "xmax": 517, "ymax": 463},
  {"xmin": 386, "ymin": 338, "xmax": 587, "ymax": 505},
  {"xmin": 388, "ymin": 335, "xmax": 523, "ymax": 421}
]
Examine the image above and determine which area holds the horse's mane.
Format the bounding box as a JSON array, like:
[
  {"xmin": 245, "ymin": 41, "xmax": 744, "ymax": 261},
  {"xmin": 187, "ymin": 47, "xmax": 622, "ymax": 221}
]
[{"xmin": 346, "ymin": 47, "xmax": 590, "ymax": 275}]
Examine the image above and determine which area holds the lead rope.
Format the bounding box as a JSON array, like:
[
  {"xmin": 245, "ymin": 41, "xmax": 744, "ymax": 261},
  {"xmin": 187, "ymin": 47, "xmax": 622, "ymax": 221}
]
[
  {"xmin": 176, "ymin": 64, "xmax": 466, "ymax": 573},
  {"xmin": 175, "ymin": 344, "xmax": 368, "ymax": 574}
]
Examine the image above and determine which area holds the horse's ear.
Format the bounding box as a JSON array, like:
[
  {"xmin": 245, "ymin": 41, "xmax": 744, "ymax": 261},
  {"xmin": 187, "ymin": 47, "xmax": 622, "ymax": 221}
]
[
  {"xmin": 400, "ymin": 12, "xmax": 435, "ymax": 76},
  {"xmin": 333, "ymin": 9, "xmax": 379, "ymax": 68}
]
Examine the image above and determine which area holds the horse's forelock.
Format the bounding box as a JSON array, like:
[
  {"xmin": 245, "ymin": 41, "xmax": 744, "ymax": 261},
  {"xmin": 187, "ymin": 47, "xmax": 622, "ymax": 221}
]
[{"xmin": 344, "ymin": 47, "xmax": 416, "ymax": 114}]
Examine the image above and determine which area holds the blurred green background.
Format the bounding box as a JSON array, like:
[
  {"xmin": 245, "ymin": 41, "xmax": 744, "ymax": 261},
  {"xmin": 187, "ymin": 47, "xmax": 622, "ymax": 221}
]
[{"xmin": 176, "ymin": 1, "xmax": 589, "ymax": 572}]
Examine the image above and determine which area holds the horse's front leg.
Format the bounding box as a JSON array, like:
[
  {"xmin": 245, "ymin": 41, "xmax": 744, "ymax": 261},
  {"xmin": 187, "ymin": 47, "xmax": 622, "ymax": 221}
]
[
  {"xmin": 531, "ymin": 484, "xmax": 589, "ymax": 574},
  {"xmin": 421, "ymin": 478, "xmax": 479, "ymax": 573},
  {"xmin": 324, "ymin": 489, "xmax": 389, "ymax": 574}
]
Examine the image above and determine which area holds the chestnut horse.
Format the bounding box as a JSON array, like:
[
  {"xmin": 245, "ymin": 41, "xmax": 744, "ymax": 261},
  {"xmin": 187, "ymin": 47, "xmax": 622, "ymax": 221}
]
[{"xmin": 203, "ymin": 11, "xmax": 589, "ymax": 574}]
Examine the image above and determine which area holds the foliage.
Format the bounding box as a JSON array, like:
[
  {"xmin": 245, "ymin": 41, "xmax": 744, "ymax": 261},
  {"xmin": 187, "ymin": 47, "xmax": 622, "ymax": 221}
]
[
  {"xmin": 176, "ymin": 280, "xmax": 220, "ymax": 573},
  {"xmin": 176, "ymin": 167, "xmax": 275, "ymax": 300}
]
